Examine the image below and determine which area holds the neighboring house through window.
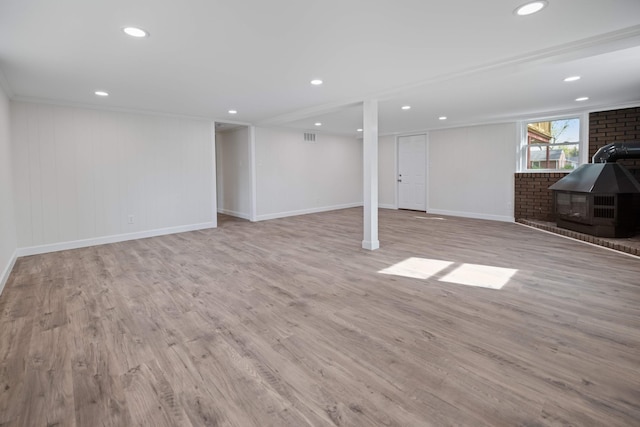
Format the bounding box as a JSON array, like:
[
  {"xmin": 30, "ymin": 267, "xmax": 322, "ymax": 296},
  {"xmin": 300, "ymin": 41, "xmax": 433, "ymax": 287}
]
[{"xmin": 520, "ymin": 116, "xmax": 585, "ymax": 171}]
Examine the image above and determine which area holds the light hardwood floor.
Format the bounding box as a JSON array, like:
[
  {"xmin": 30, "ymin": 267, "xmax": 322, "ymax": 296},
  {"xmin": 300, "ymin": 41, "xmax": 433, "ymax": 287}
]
[{"xmin": 1, "ymin": 208, "xmax": 639, "ymax": 426}]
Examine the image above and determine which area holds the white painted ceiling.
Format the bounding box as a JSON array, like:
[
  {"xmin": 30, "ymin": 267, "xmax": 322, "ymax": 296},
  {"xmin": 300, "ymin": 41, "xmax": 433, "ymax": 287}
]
[{"xmin": 1, "ymin": 0, "xmax": 639, "ymax": 135}]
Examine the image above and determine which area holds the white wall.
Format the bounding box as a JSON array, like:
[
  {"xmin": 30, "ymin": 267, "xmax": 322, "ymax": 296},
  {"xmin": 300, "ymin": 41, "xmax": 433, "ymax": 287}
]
[
  {"xmin": 216, "ymin": 126, "xmax": 251, "ymax": 219},
  {"xmin": 255, "ymin": 127, "xmax": 362, "ymax": 220},
  {"xmin": 0, "ymin": 86, "xmax": 17, "ymax": 293},
  {"xmin": 11, "ymin": 102, "xmax": 215, "ymax": 255},
  {"xmin": 428, "ymin": 123, "xmax": 516, "ymax": 222},
  {"xmin": 378, "ymin": 135, "xmax": 396, "ymax": 208}
]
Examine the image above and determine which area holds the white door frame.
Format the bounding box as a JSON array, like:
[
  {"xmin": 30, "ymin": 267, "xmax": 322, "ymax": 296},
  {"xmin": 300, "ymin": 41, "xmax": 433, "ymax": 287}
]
[
  {"xmin": 213, "ymin": 120, "xmax": 256, "ymax": 222},
  {"xmin": 248, "ymin": 125, "xmax": 257, "ymax": 222},
  {"xmin": 211, "ymin": 122, "xmax": 218, "ymax": 227},
  {"xmin": 396, "ymin": 133, "xmax": 428, "ymax": 212}
]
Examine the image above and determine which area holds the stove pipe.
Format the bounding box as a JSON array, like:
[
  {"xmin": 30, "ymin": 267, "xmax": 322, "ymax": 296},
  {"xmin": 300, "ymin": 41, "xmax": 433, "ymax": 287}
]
[{"xmin": 593, "ymin": 141, "xmax": 640, "ymax": 163}]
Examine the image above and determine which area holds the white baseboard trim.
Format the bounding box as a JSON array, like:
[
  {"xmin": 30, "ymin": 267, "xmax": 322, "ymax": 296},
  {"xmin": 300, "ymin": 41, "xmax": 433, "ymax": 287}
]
[
  {"xmin": 362, "ymin": 239, "xmax": 380, "ymax": 250},
  {"xmin": 217, "ymin": 209, "xmax": 251, "ymax": 220},
  {"xmin": 256, "ymin": 202, "xmax": 363, "ymax": 221},
  {"xmin": 427, "ymin": 209, "xmax": 514, "ymax": 223},
  {"xmin": 379, "ymin": 204, "xmax": 397, "ymax": 210},
  {"xmin": 16, "ymin": 222, "xmax": 217, "ymax": 257},
  {"xmin": 0, "ymin": 250, "xmax": 18, "ymax": 296}
]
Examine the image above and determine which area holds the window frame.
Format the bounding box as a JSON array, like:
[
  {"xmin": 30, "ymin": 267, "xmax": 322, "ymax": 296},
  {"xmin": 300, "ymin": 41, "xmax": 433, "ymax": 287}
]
[{"xmin": 517, "ymin": 112, "xmax": 589, "ymax": 173}]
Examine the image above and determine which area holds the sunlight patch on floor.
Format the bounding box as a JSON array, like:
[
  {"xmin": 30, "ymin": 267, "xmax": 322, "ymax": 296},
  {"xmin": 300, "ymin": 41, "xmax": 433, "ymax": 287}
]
[
  {"xmin": 379, "ymin": 257, "xmax": 453, "ymax": 280},
  {"xmin": 379, "ymin": 257, "xmax": 517, "ymax": 289},
  {"xmin": 440, "ymin": 263, "xmax": 517, "ymax": 290}
]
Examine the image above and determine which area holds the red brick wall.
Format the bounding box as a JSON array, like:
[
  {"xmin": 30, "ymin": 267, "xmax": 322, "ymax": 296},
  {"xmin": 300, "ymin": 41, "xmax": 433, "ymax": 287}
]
[
  {"xmin": 514, "ymin": 172, "xmax": 569, "ymax": 221},
  {"xmin": 589, "ymin": 106, "xmax": 640, "ymax": 180}
]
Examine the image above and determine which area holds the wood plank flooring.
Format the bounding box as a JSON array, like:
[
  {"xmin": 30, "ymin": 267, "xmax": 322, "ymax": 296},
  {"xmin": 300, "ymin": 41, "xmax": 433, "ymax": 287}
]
[{"xmin": 1, "ymin": 208, "xmax": 639, "ymax": 426}]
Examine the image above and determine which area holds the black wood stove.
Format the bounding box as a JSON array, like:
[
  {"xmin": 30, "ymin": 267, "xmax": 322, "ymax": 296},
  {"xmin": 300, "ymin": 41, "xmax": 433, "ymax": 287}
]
[{"xmin": 549, "ymin": 142, "xmax": 640, "ymax": 238}]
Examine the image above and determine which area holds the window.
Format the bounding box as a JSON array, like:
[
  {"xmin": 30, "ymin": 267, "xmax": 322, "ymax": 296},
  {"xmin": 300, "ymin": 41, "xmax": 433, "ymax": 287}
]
[{"xmin": 520, "ymin": 116, "xmax": 584, "ymax": 171}]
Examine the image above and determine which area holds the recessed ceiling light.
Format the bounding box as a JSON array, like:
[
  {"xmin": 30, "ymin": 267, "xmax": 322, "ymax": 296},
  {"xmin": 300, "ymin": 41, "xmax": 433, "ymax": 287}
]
[
  {"xmin": 123, "ymin": 27, "xmax": 149, "ymax": 38},
  {"xmin": 228, "ymin": 110, "xmax": 237, "ymax": 114},
  {"xmin": 575, "ymin": 97, "xmax": 589, "ymax": 102},
  {"xmin": 315, "ymin": 122, "xmax": 322, "ymax": 126},
  {"xmin": 564, "ymin": 76, "xmax": 581, "ymax": 82},
  {"xmin": 95, "ymin": 91, "xmax": 109, "ymax": 97},
  {"xmin": 515, "ymin": 1, "xmax": 547, "ymax": 16},
  {"xmin": 310, "ymin": 79, "xmax": 323, "ymax": 86},
  {"xmin": 438, "ymin": 116, "xmax": 447, "ymax": 120},
  {"xmin": 401, "ymin": 105, "xmax": 411, "ymax": 110},
  {"xmin": 357, "ymin": 128, "xmax": 363, "ymax": 132}
]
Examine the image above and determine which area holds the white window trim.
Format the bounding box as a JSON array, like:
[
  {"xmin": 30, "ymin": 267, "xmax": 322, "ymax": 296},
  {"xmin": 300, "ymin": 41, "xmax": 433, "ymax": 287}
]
[{"xmin": 517, "ymin": 112, "xmax": 589, "ymax": 173}]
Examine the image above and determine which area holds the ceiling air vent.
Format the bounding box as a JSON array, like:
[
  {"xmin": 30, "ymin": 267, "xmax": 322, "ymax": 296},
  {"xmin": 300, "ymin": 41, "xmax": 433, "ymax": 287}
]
[{"xmin": 303, "ymin": 132, "xmax": 317, "ymax": 143}]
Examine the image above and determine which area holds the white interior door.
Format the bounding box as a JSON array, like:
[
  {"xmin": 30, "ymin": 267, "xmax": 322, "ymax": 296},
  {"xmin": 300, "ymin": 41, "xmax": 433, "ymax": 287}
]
[{"xmin": 398, "ymin": 134, "xmax": 426, "ymax": 211}]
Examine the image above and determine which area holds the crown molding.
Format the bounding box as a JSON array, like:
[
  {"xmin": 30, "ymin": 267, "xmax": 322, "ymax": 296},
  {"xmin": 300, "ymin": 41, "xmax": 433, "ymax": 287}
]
[{"xmin": 11, "ymin": 95, "xmax": 229, "ymax": 123}]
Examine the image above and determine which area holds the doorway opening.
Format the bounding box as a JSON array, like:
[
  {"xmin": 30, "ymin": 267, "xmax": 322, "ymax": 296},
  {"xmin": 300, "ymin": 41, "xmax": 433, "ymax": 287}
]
[{"xmin": 215, "ymin": 122, "xmax": 252, "ymax": 225}]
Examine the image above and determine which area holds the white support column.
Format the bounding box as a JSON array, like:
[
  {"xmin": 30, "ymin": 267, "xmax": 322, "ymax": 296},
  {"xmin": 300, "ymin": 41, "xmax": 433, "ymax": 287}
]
[{"xmin": 362, "ymin": 100, "xmax": 380, "ymax": 250}]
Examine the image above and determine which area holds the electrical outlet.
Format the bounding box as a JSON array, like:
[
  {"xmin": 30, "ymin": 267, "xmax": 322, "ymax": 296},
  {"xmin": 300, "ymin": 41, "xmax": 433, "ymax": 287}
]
[{"xmin": 128, "ymin": 215, "xmax": 135, "ymax": 224}]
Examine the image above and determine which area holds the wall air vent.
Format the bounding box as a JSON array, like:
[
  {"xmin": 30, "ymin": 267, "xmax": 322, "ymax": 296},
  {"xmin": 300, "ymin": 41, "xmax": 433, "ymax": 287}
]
[{"xmin": 303, "ymin": 132, "xmax": 317, "ymax": 143}]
